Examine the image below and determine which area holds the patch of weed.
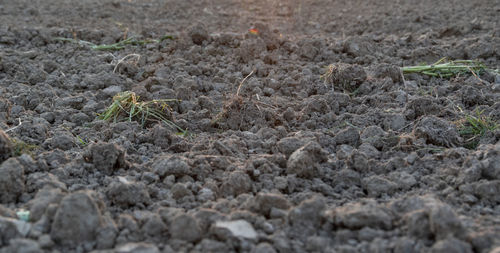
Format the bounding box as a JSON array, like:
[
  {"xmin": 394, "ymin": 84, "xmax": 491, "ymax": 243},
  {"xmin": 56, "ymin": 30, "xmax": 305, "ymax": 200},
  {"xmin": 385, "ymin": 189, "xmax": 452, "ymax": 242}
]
[
  {"xmin": 212, "ymin": 70, "xmax": 254, "ymax": 126},
  {"xmin": 401, "ymin": 58, "xmax": 498, "ymax": 78},
  {"xmin": 76, "ymin": 135, "xmax": 88, "ymax": 147},
  {"xmin": 55, "ymin": 35, "xmax": 175, "ymax": 51},
  {"xmin": 10, "ymin": 138, "xmax": 38, "ymax": 157},
  {"xmin": 99, "ymin": 91, "xmax": 186, "ymax": 134},
  {"xmin": 457, "ymin": 109, "xmax": 498, "ymax": 149}
]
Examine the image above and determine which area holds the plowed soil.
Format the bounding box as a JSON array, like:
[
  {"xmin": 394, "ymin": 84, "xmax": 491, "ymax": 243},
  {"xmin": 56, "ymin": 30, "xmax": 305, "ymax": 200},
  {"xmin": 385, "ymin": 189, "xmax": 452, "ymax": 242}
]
[{"xmin": 0, "ymin": 0, "xmax": 500, "ymax": 252}]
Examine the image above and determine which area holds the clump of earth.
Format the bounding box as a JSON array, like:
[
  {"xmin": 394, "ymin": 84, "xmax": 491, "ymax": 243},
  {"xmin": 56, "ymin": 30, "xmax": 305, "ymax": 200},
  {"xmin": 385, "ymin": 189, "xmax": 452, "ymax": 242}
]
[{"xmin": 1, "ymin": 0, "xmax": 500, "ymax": 252}]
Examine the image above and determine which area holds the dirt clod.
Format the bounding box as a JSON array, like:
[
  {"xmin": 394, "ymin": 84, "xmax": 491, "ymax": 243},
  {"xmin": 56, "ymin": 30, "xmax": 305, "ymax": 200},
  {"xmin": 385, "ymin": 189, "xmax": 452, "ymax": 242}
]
[
  {"xmin": 0, "ymin": 132, "xmax": 14, "ymax": 163},
  {"xmin": 323, "ymin": 63, "xmax": 367, "ymax": 92},
  {"xmin": 50, "ymin": 191, "xmax": 103, "ymax": 246},
  {"xmin": 0, "ymin": 158, "xmax": 25, "ymax": 203}
]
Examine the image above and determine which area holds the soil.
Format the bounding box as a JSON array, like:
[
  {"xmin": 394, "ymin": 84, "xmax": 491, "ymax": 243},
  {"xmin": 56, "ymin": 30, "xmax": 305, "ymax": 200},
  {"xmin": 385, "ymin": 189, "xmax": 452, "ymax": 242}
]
[{"xmin": 1, "ymin": 0, "xmax": 500, "ymax": 252}]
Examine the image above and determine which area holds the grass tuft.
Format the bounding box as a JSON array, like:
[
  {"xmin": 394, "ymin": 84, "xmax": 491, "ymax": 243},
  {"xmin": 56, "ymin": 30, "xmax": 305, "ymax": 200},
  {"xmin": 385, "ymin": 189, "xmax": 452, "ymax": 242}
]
[
  {"xmin": 457, "ymin": 109, "xmax": 498, "ymax": 149},
  {"xmin": 55, "ymin": 35, "xmax": 175, "ymax": 51},
  {"xmin": 99, "ymin": 91, "xmax": 186, "ymax": 134},
  {"xmin": 10, "ymin": 138, "xmax": 38, "ymax": 157},
  {"xmin": 401, "ymin": 58, "xmax": 498, "ymax": 78}
]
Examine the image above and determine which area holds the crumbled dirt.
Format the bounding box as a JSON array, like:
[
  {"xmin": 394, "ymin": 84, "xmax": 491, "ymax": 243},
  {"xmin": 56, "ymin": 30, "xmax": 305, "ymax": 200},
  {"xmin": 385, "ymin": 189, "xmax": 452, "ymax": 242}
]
[{"xmin": 1, "ymin": 0, "xmax": 500, "ymax": 252}]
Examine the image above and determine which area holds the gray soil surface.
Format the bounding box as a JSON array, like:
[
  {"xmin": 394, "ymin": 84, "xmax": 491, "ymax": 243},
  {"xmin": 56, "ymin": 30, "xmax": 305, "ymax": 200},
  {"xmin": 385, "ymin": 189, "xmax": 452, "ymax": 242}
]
[{"xmin": 1, "ymin": 0, "xmax": 500, "ymax": 252}]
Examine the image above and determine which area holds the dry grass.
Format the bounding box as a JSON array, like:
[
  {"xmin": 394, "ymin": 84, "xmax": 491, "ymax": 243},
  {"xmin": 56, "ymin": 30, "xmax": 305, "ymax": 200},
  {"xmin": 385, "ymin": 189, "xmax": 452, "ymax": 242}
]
[{"xmin": 99, "ymin": 91, "xmax": 186, "ymax": 134}]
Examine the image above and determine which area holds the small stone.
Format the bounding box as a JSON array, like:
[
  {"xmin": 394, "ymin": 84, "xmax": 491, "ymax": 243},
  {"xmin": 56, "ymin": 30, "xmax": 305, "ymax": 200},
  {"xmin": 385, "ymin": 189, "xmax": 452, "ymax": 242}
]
[
  {"xmin": 115, "ymin": 242, "xmax": 160, "ymax": 253},
  {"xmin": 213, "ymin": 220, "xmax": 258, "ymax": 240}
]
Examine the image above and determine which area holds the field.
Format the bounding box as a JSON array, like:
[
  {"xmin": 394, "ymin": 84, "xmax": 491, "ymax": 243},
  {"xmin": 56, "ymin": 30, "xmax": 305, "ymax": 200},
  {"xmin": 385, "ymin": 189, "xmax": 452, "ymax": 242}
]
[{"xmin": 0, "ymin": 0, "xmax": 499, "ymax": 252}]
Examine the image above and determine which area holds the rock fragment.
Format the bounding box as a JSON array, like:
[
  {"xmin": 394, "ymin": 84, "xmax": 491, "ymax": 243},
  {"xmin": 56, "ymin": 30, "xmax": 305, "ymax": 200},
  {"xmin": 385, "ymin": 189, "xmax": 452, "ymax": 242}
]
[
  {"xmin": 115, "ymin": 242, "xmax": 160, "ymax": 253},
  {"xmin": 213, "ymin": 220, "xmax": 257, "ymax": 240}
]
